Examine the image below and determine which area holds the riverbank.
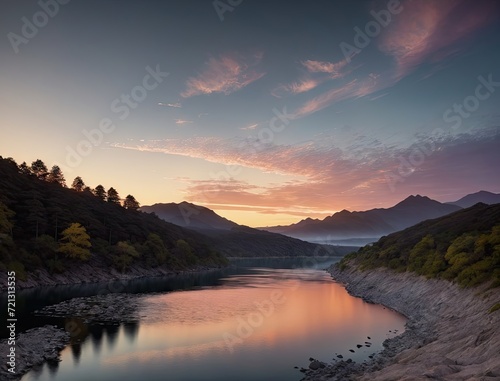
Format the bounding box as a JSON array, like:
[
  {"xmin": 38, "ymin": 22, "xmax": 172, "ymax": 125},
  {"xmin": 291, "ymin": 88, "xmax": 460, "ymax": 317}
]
[
  {"xmin": 301, "ymin": 261, "xmax": 500, "ymax": 380},
  {"xmin": 0, "ymin": 326, "xmax": 70, "ymax": 380},
  {"xmin": 0, "ymin": 255, "xmax": 227, "ymax": 292}
]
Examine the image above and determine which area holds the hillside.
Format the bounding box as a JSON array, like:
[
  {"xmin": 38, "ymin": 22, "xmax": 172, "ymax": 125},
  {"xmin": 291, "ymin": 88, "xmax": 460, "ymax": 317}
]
[
  {"xmin": 141, "ymin": 202, "xmax": 238, "ymax": 231},
  {"xmin": 141, "ymin": 202, "xmax": 352, "ymax": 257},
  {"xmin": 0, "ymin": 157, "xmax": 229, "ymax": 284},
  {"xmin": 339, "ymin": 202, "xmax": 500, "ymax": 288},
  {"xmin": 261, "ymin": 195, "xmax": 461, "ymax": 243},
  {"xmin": 447, "ymin": 190, "xmax": 500, "ymax": 208}
]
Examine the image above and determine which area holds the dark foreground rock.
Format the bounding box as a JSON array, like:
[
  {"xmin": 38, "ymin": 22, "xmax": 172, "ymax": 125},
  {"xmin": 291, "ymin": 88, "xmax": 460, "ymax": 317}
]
[
  {"xmin": 301, "ymin": 263, "xmax": 500, "ymax": 380},
  {"xmin": 0, "ymin": 326, "xmax": 70, "ymax": 381}
]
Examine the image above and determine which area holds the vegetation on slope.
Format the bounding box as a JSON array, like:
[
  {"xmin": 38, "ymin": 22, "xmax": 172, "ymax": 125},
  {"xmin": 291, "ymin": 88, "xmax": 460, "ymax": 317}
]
[
  {"xmin": 0, "ymin": 157, "xmax": 228, "ymax": 280},
  {"xmin": 339, "ymin": 203, "xmax": 500, "ymax": 288}
]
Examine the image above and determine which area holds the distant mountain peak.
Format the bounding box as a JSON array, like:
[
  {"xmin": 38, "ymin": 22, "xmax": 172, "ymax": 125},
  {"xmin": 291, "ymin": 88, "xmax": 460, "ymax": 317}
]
[
  {"xmin": 395, "ymin": 194, "xmax": 434, "ymax": 207},
  {"xmin": 448, "ymin": 190, "xmax": 500, "ymax": 208},
  {"xmin": 141, "ymin": 201, "xmax": 238, "ymax": 231}
]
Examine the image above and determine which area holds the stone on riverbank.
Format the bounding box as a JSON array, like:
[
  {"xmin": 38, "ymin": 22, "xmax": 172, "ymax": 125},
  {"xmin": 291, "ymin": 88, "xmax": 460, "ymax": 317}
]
[{"xmin": 0, "ymin": 326, "xmax": 69, "ymax": 381}]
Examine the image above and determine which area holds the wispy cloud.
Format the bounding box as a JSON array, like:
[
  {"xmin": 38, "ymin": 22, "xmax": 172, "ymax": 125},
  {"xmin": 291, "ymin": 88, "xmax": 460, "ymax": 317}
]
[
  {"xmin": 301, "ymin": 59, "xmax": 349, "ymax": 78},
  {"xmin": 158, "ymin": 102, "xmax": 182, "ymax": 108},
  {"xmin": 293, "ymin": 75, "xmax": 383, "ymax": 118},
  {"xmin": 175, "ymin": 119, "xmax": 193, "ymax": 125},
  {"xmin": 290, "ymin": 0, "xmax": 498, "ymax": 118},
  {"xmin": 379, "ymin": 0, "xmax": 498, "ymax": 79},
  {"xmin": 272, "ymin": 78, "xmax": 323, "ymax": 97},
  {"xmin": 272, "ymin": 58, "xmax": 350, "ymax": 97},
  {"xmin": 111, "ymin": 127, "xmax": 500, "ymax": 214},
  {"xmin": 240, "ymin": 123, "xmax": 260, "ymax": 130},
  {"xmin": 181, "ymin": 52, "xmax": 266, "ymax": 98}
]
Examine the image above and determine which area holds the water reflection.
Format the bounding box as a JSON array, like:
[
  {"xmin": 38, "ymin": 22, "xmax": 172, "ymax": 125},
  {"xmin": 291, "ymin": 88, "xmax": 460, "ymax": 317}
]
[{"xmin": 21, "ymin": 259, "xmax": 406, "ymax": 381}]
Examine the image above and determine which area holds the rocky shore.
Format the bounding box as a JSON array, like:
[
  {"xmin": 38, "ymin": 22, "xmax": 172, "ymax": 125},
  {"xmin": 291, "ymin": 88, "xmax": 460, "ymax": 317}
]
[
  {"xmin": 301, "ymin": 262, "xmax": 500, "ymax": 380},
  {"xmin": 0, "ymin": 292, "xmax": 149, "ymax": 381},
  {"xmin": 35, "ymin": 293, "xmax": 144, "ymax": 323},
  {"xmin": 0, "ymin": 326, "xmax": 70, "ymax": 380},
  {"xmin": 0, "ymin": 255, "xmax": 224, "ymax": 292}
]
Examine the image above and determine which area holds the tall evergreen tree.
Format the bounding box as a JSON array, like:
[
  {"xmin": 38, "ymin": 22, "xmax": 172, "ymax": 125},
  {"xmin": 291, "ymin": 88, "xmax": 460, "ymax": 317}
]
[
  {"xmin": 123, "ymin": 195, "xmax": 140, "ymax": 210},
  {"xmin": 107, "ymin": 187, "xmax": 120, "ymax": 204},
  {"xmin": 18, "ymin": 161, "xmax": 32, "ymax": 175},
  {"xmin": 47, "ymin": 165, "xmax": 66, "ymax": 186},
  {"xmin": 31, "ymin": 159, "xmax": 48, "ymax": 180},
  {"xmin": 93, "ymin": 185, "xmax": 107, "ymax": 201},
  {"xmin": 71, "ymin": 176, "xmax": 85, "ymax": 192}
]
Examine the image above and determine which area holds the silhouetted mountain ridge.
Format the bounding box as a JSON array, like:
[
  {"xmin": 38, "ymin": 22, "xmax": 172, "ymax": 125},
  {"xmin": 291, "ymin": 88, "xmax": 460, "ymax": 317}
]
[
  {"xmin": 447, "ymin": 190, "xmax": 500, "ymax": 208},
  {"xmin": 141, "ymin": 202, "xmax": 354, "ymax": 257},
  {"xmin": 260, "ymin": 195, "xmax": 462, "ymax": 243},
  {"xmin": 141, "ymin": 202, "xmax": 238, "ymax": 231}
]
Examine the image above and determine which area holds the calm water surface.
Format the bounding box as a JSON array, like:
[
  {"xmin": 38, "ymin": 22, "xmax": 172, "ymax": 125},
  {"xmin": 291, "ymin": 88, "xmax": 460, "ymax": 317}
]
[{"xmin": 16, "ymin": 257, "xmax": 406, "ymax": 381}]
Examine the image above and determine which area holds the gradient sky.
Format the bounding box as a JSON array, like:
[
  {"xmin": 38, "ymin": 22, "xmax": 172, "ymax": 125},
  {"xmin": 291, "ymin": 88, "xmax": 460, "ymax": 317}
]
[{"xmin": 1, "ymin": 0, "xmax": 500, "ymax": 226}]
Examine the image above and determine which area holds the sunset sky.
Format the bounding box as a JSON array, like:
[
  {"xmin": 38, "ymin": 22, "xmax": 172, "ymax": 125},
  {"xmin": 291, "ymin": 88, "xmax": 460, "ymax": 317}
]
[{"xmin": 1, "ymin": 0, "xmax": 500, "ymax": 226}]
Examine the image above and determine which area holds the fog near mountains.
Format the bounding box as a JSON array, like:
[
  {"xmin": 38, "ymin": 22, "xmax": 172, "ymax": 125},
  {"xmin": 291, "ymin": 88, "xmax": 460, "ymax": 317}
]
[
  {"xmin": 140, "ymin": 201, "xmax": 353, "ymax": 257},
  {"xmin": 260, "ymin": 191, "xmax": 500, "ymax": 245},
  {"xmin": 142, "ymin": 191, "xmax": 500, "ymax": 247}
]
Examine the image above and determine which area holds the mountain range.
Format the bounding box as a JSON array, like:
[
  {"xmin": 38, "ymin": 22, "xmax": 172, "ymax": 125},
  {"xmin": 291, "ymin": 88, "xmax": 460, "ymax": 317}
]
[
  {"xmin": 446, "ymin": 190, "xmax": 500, "ymax": 208},
  {"xmin": 257, "ymin": 191, "xmax": 500, "ymax": 244},
  {"xmin": 140, "ymin": 202, "xmax": 351, "ymax": 257},
  {"xmin": 141, "ymin": 191, "xmax": 499, "ymax": 246}
]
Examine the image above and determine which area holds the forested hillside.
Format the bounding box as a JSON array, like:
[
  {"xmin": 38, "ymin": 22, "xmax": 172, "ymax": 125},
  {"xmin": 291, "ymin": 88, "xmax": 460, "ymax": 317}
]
[
  {"xmin": 0, "ymin": 157, "xmax": 228, "ymax": 280},
  {"xmin": 340, "ymin": 203, "xmax": 500, "ymax": 288}
]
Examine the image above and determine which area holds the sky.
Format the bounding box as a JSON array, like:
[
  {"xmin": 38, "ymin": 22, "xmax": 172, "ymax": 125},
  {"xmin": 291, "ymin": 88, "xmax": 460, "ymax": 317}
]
[{"xmin": 1, "ymin": 0, "xmax": 500, "ymax": 227}]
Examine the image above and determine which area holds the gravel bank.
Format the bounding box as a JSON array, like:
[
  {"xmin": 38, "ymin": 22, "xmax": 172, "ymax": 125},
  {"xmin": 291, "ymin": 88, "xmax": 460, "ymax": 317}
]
[
  {"xmin": 301, "ymin": 262, "xmax": 500, "ymax": 381},
  {"xmin": 0, "ymin": 326, "xmax": 70, "ymax": 381}
]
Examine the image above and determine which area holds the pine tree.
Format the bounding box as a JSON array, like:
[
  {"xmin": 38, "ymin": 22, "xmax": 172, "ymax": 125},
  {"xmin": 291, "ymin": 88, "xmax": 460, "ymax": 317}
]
[
  {"xmin": 107, "ymin": 187, "xmax": 120, "ymax": 204},
  {"xmin": 47, "ymin": 165, "xmax": 66, "ymax": 186},
  {"xmin": 71, "ymin": 176, "xmax": 85, "ymax": 192},
  {"xmin": 31, "ymin": 159, "xmax": 48, "ymax": 180},
  {"xmin": 93, "ymin": 185, "xmax": 107, "ymax": 201},
  {"xmin": 18, "ymin": 161, "xmax": 32, "ymax": 175},
  {"xmin": 123, "ymin": 194, "xmax": 140, "ymax": 210}
]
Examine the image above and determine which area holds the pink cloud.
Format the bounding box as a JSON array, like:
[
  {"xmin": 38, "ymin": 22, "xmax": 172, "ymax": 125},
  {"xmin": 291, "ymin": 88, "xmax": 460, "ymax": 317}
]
[
  {"xmin": 301, "ymin": 59, "xmax": 349, "ymax": 78},
  {"xmin": 112, "ymin": 128, "xmax": 499, "ymax": 216},
  {"xmin": 293, "ymin": 75, "xmax": 384, "ymax": 118},
  {"xmin": 291, "ymin": 1, "xmax": 498, "ymax": 118},
  {"xmin": 273, "ymin": 58, "xmax": 350, "ymax": 97},
  {"xmin": 272, "ymin": 77, "xmax": 323, "ymax": 97},
  {"xmin": 379, "ymin": 0, "xmax": 498, "ymax": 78},
  {"xmin": 181, "ymin": 53, "xmax": 266, "ymax": 97},
  {"xmin": 175, "ymin": 119, "xmax": 193, "ymax": 125}
]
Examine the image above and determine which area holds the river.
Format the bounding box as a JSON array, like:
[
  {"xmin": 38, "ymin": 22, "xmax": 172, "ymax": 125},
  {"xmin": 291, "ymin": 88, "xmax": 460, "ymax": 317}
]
[{"xmin": 8, "ymin": 257, "xmax": 406, "ymax": 381}]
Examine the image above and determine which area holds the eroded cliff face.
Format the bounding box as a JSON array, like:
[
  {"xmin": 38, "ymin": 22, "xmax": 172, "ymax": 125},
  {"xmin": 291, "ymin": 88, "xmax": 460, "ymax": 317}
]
[{"xmin": 325, "ymin": 263, "xmax": 500, "ymax": 381}]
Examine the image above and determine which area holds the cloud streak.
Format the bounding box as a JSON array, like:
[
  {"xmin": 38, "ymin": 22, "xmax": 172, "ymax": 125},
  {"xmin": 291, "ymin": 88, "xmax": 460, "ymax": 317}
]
[
  {"xmin": 301, "ymin": 59, "xmax": 349, "ymax": 78},
  {"xmin": 291, "ymin": 0, "xmax": 498, "ymax": 118},
  {"xmin": 272, "ymin": 58, "xmax": 350, "ymax": 97},
  {"xmin": 379, "ymin": 0, "xmax": 498, "ymax": 79},
  {"xmin": 175, "ymin": 119, "xmax": 193, "ymax": 125},
  {"xmin": 158, "ymin": 102, "xmax": 182, "ymax": 108},
  {"xmin": 181, "ymin": 52, "xmax": 266, "ymax": 98},
  {"xmin": 111, "ymin": 126, "xmax": 499, "ymax": 214}
]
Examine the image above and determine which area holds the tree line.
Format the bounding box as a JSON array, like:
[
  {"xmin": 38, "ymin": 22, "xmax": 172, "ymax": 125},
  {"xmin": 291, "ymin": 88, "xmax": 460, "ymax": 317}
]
[{"xmin": 18, "ymin": 159, "xmax": 140, "ymax": 210}]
